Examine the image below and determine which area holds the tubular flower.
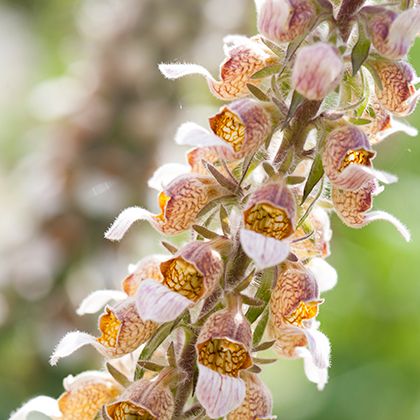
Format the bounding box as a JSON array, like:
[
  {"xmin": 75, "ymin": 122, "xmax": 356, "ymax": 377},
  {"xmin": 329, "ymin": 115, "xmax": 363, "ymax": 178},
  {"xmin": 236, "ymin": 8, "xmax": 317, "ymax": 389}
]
[
  {"xmin": 290, "ymin": 205, "xmax": 332, "ymax": 261},
  {"xmin": 372, "ymin": 60, "xmax": 420, "ymax": 116},
  {"xmin": 175, "ymin": 99, "xmax": 272, "ymax": 161},
  {"xmin": 291, "ymin": 42, "xmax": 343, "ymax": 100},
  {"xmin": 240, "ymin": 181, "xmax": 296, "ymax": 269},
  {"xmin": 50, "ymin": 297, "xmax": 157, "ymax": 364},
  {"xmin": 195, "ymin": 294, "xmax": 253, "ymax": 419},
  {"xmin": 322, "ymin": 125, "xmax": 397, "ymax": 191},
  {"xmin": 159, "ymin": 35, "xmax": 280, "ymax": 100},
  {"xmin": 9, "ymin": 371, "xmax": 123, "ymax": 420},
  {"xmin": 136, "ymin": 240, "xmax": 223, "ymax": 323},
  {"xmin": 256, "ymin": 0, "xmax": 316, "ymax": 43},
  {"xmin": 226, "ymin": 371, "xmax": 274, "ymax": 420},
  {"xmin": 368, "ymin": 8, "xmax": 420, "ymax": 60},
  {"xmin": 331, "ymin": 180, "xmax": 410, "ymax": 241},
  {"xmin": 105, "ymin": 174, "xmax": 221, "ymax": 240},
  {"xmin": 105, "ymin": 368, "xmax": 176, "ymax": 420}
]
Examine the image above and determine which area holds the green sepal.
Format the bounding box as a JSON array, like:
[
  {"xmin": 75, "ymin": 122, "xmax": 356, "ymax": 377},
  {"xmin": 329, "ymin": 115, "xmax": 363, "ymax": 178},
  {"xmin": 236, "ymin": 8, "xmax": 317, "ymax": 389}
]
[
  {"xmin": 260, "ymin": 37, "xmax": 285, "ymax": 57},
  {"xmin": 252, "ymin": 357, "xmax": 278, "ymax": 365},
  {"xmin": 106, "ymin": 362, "xmax": 132, "ymax": 388},
  {"xmin": 196, "ymin": 195, "xmax": 237, "ymax": 219},
  {"xmin": 161, "ymin": 241, "xmax": 178, "ymax": 255},
  {"xmin": 235, "ymin": 269, "xmax": 256, "ymax": 292},
  {"xmin": 252, "ymin": 306, "xmax": 270, "ymax": 348},
  {"xmin": 247, "ymin": 364, "xmax": 262, "ymax": 374},
  {"xmin": 219, "ymin": 205, "xmax": 231, "ymax": 236},
  {"xmin": 363, "ymin": 60, "xmax": 383, "ymax": 90},
  {"xmin": 262, "ymin": 162, "xmax": 277, "ymax": 178},
  {"xmin": 192, "ymin": 224, "xmax": 220, "ymax": 240},
  {"xmin": 346, "ymin": 117, "xmax": 372, "ymax": 126},
  {"xmin": 204, "ymin": 161, "xmax": 238, "ymax": 193},
  {"xmin": 352, "ymin": 18, "xmax": 371, "ymax": 76},
  {"xmin": 251, "ymin": 64, "xmax": 283, "ymax": 80},
  {"xmin": 246, "ymin": 83, "xmax": 271, "ymax": 102},
  {"xmin": 282, "ymin": 90, "xmax": 306, "ymax": 129},
  {"xmin": 136, "ymin": 360, "xmax": 165, "ymax": 372},
  {"xmin": 278, "ymin": 148, "xmax": 294, "ymax": 174},
  {"xmin": 166, "ymin": 341, "xmax": 177, "ymax": 368},
  {"xmin": 241, "ymin": 294, "xmax": 264, "ymax": 307},
  {"xmin": 286, "ymin": 175, "xmax": 305, "ymax": 185},
  {"xmin": 252, "ymin": 339, "xmax": 276, "ymax": 353},
  {"xmin": 301, "ymin": 153, "xmax": 324, "ymax": 205}
]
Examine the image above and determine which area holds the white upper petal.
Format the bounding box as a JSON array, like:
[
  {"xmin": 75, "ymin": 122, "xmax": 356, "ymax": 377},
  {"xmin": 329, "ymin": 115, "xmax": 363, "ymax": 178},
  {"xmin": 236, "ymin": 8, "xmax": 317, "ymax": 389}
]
[
  {"xmin": 159, "ymin": 63, "xmax": 214, "ymax": 80},
  {"xmin": 240, "ymin": 229, "xmax": 290, "ymax": 269},
  {"xmin": 363, "ymin": 210, "xmax": 411, "ymax": 242},
  {"xmin": 196, "ymin": 364, "xmax": 246, "ymax": 419},
  {"xmin": 8, "ymin": 396, "xmax": 61, "ymax": 420},
  {"xmin": 148, "ymin": 163, "xmax": 190, "ymax": 191},
  {"xmin": 136, "ymin": 278, "xmax": 193, "ymax": 323},
  {"xmin": 77, "ymin": 290, "xmax": 127, "ymax": 315},
  {"xmin": 307, "ymin": 258, "xmax": 337, "ymax": 293},
  {"xmin": 295, "ymin": 347, "xmax": 328, "ymax": 391},
  {"xmin": 302, "ymin": 328, "xmax": 331, "ymax": 370}
]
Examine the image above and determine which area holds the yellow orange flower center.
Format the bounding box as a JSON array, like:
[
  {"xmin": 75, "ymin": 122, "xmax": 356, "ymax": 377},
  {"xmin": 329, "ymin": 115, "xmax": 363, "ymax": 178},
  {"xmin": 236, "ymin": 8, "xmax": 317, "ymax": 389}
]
[
  {"xmin": 162, "ymin": 258, "xmax": 204, "ymax": 302},
  {"xmin": 199, "ymin": 338, "xmax": 248, "ymax": 377},
  {"xmin": 244, "ymin": 202, "xmax": 292, "ymax": 240},
  {"xmin": 97, "ymin": 308, "xmax": 121, "ymax": 348},
  {"xmin": 156, "ymin": 191, "xmax": 171, "ymax": 222},
  {"xmin": 112, "ymin": 402, "xmax": 155, "ymax": 420},
  {"xmin": 338, "ymin": 150, "xmax": 371, "ymax": 172},
  {"xmin": 209, "ymin": 110, "xmax": 246, "ymax": 152},
  {"xmin": 283, "ymin": 301, "xmax": 320, "ymax": 328}
]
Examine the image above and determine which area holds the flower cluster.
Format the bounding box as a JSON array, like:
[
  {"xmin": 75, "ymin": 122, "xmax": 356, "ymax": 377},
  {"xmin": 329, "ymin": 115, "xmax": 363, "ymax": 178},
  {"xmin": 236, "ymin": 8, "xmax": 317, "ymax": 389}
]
[{"xmin": 9, "ymin": 0, "xmax": 418, "ymax": 419}]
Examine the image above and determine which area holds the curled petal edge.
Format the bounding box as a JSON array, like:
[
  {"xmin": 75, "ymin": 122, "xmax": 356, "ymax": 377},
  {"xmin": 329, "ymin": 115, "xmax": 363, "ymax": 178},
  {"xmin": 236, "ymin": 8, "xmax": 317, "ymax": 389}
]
[
  {"xmin": 76, "ymin": 290, "xmax": 128, "ymax": 316},
  {"xmin": 362, "ymin": 210, "xmax": 411, "ymax": 242},
  {"xmin": 240, "ymin": 229, "xmax": 290, "ymax": 269},
  {"xmin": 196, "ymin": 364, "xmax": 246, "ymax": 419},
  {"xmin": 135, "ymin": 278, "xmax": 193, "ymax": 323},
  {"xmin": 295, "ymin": 347, "xmax": 328, "ymax": 391},
  {"xmin": 105, "ymin": 207, "xmax": 154, "ymax": 241},
  {"xmin": 159, "ymin": 62, "xmax": 215, "ymax": 82},
  {"xmin": 9, "ymin": 396, "xmax": 61, "ymax": 420},
  {"xmin": 148, "ymin": 163, "xmax": 190, "ymax": 191}
]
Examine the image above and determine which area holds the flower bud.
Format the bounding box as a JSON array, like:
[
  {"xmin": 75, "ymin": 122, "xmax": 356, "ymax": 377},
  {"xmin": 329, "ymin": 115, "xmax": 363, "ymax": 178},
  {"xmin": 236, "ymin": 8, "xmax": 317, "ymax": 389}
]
[
  {"xmin": 50, "ymin": 297, "xmax": 157, "ymax": 364},
  {"xmin": 159, "ymin": 36, "xmax": 280, "ymax": 100},
  {"xmin": 270, "ymin": 262, "xmax": 322, "ymax": 330},
  {"xmin": 241, "ymin": 181, "xmax": 296, "ymax": 268},
  {"xmin": 256, "ymin": 0, "xmax": 316, "ymax": 43},
  {"xmin": 372, "ymin": 60, "xmax": 420, "ymax": 116},
  {"xmin": 322, "ymin": 125, "xmax": 397, "ymax": 191},
  {"xmin": 368, "ymin": 8, "xmax": 420, "ymax": 60},
  {"xmin": 291, "ymin": 42, "xmax": 343, "ymax": 100},
  {"xmin": 331, "ymin": 181, "xmax": 410, "ymax": 241},
  {"xmin": 195, "ymin": 294, "xmax": 253, "ymax": 418},
  {"xmin": 227, "ymin": 371, "xmax": 274, "ymax": 420},
  {"xmin": 9, "ymin": 371, "xmax": 123, "ymax": 420},
  {"xmin": 105, "ymin": 174, "xmax": 221, "ymax": 240},
  {"xmin": 136, "ymin": 241, "xmax": 223, "ymax": 323},
  {"xmin": 105, "ymin": 368, "xmax": 176, "ymax": 420}
]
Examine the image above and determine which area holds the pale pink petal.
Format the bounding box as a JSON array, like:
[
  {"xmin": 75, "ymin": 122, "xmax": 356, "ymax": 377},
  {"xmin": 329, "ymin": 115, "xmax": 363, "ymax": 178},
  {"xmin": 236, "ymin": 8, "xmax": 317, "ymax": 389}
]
[
  {"xmin": 196, "ymin": 364, "xmax": 246, "ymax": 419},
  {"xmin": 388, "ymin": 9, "xmax": 420, "ymax": 59},
  {"xmin": 375, "ymin": 118, "xmax": 418, "ymax": 143},
  {"xmin": 363, "ymin": 210, "xmax": 411, "ymax": 242},
  {"xmin": 302, "ymin": 328, "xmax": 331, "ymax": 370},
  {"xmin": 105, "ymin": 207, "xmax": 154, "ymax": 241},
  {"xmin": 147, "ymin": 163, "xmax": 190, "ymax": 191},
  {"xmin": 240, "ymin": 229, "xmax": 290, "ymax": 269},
  {"xmin": 307, "ymin": 258, "xmax": 338, "ymax": 293},
  {"xmin": 335, "ymin": 165, "xmax": 397, "ymax": 191},
  {"xmin": 159, "ymin": 63, "xmax": 215, "ymax": 81},
  {"xmin": 175, "ymin": 122, "xmax": 234, "ymax": 151},
  {"xmin": 76, "ymin": 290, "xmax": 127, "ymax": 315},
  {"xmin": 135, "ymin": 278, "xmax": 193, "ymax": 323},
  {"xmin": 50, "ymin": 331, "xmax": 112, "ymax": 365},
  {"xmin": 295, "ymin": 347, "xmax": 328, "ymax": 391},
  {"xmin": 9, "ymin": 396, "xmax": 61, "ymax": 420}
]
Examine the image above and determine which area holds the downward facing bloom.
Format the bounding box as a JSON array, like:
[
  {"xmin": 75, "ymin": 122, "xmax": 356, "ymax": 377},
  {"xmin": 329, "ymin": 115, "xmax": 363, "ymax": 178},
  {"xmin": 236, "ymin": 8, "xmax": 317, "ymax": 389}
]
[
  {"xmin": 159, "ymin": 35, "xmax": 280, "ymax": 100},
  {"xmin": 105, "ymin": 174, "xmax": 221, "ymax": 240},
  {"xmin": 368, "ymin": 8, "xmax": 420, "ymax": 60},
  {"xmin": 136, "ymin": 240, "xmax": 223, "ymax": 323},
  {"xmin": 240, "ymin": 180, "xmax": 296, "ymax": 268},
  {"xmin": 9, "ymin": 371, "xmax": 122, "ymax": 420},
  {"xmin": 322, "ymin": 125, "xmax": 397, "ymax": 191},
  {"xmin": 51, "ymin": 297, "xmax": 157, "ymax": 364},
  {"xmin": 256, "ymin": 0, "xmax": 316, "ymax": 43},
  {"xmin": 105, "ymin": 367, "xmax": 176, "ymax": 420},
  {"xmin": 195, "ymin": 294, "xmax": 253, "ymax": 418},
  {"xmin": 175, "ymin": 98, "xmax": 272, "ymax": 161}
]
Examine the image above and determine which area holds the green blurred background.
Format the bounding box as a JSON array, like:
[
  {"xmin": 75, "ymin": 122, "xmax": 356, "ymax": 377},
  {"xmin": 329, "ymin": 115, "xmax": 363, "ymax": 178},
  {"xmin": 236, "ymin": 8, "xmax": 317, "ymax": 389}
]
[{"xmin": 1, "ymin": 1, "xmax": 420, "ymax": 419}]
